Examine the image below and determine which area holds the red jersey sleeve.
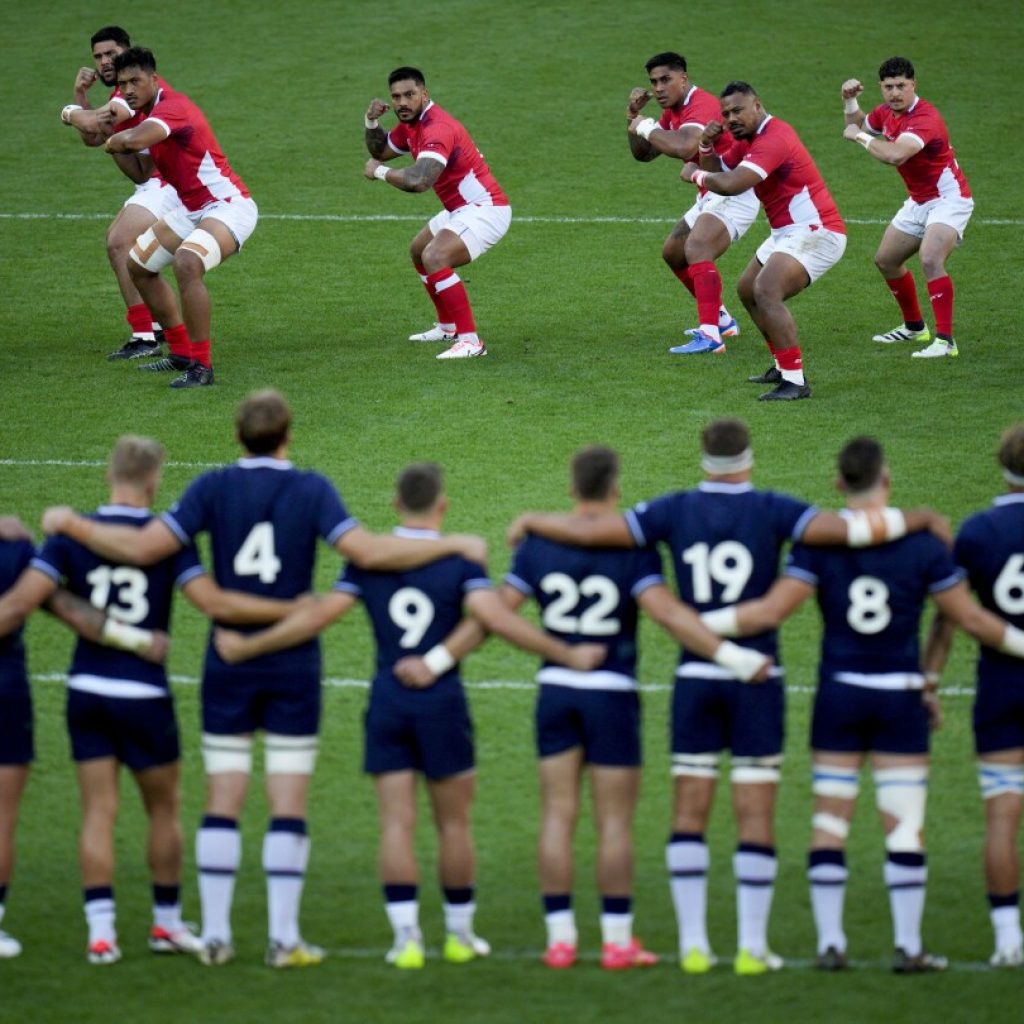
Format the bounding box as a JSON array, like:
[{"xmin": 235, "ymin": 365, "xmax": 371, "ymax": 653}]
[
  {"xmin": 416, "ymin": 120, "xmax": 458, "ymax": 165},
  {"xmin": 147, "ymin": 94, "xmax": 191, "ymax": 140},
  {"xmin": 740, "ymin": 129, "xmax": 788, "ymax": 179},
  {"xmin": 899, "ymin": 104, "xmax": 942, "ymax": 147},
  {"xmin": 387, "ymin": 121, "xmax": 410, "ymax": 154},
  {"xmin": 716, "ymin": 137, "xmax": 746, "ymax": 168},
  {"xmin": 864, "ymin": 103, "xmax": 888, "ymax": 134}
]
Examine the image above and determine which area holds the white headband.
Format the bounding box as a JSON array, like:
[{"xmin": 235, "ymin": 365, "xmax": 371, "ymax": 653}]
[
  {"xmin": 701, "ymin": 447, "xmax": 754, "ymax": 475},
  {"xmin": 1003, "ymin": 467, "xmax": 1024, "ymax": 487}
]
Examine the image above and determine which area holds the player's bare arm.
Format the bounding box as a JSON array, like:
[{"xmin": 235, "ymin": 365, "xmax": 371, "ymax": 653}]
[
  {"xmin": 696, "ymin": 121, "xmax": 726, "ymax": 170},
  {"xmin": 0, "ymin": 568, "xmax": 57, "ymax": 637},
  {"xmin": 104, "ymin": 120, "xmax": 168, "ymax": 155},
  {"xmin": 631, "ymin": 119, "xmax": 703, "ymax": 161},
  {"xmin": 338, "ymin": 526, "xmax": 487, "ymax": 572},
  {"xmin": 62, "ymin": 100, "xmax": 131, "ymax": 147},
  {"xmin": 801, "ymin": 508, "xmax": 951, "ymax": 548},
  {"xmin": 182, "ymin": 575, "xmax": 304, "ymax": 625},
  {"xmin": 365, "ymin": 155, "xmax": 443, "ymax": 193},
  {"xmin": 214, "ymin": 591, "xmax": 356, "ymax": 664},
  {"xmin": 364, "ymin": 97, "xmax": 399, "ymax": 160},
  {"xmin": 717, "ymin": 576, "xmax": 814, "ymax": 636},
  {"xmin": 921, "ymin": 611, "xmax": 956, "ymax": 681},
  {"xmin": 109, "ymin": 151, "xmax": 151, "ymax": 185},
  {"xmin": 0, "ymin": 517, "xmax": 32, "ymax": 542},
  {"xmin": 842, "ymin": 122, "xmax": 925, "ymax": 166},
  {"xmin": 506, "ymin": 513, "xmax": 634, "ymax": 549},
  {"xmin": 841, "ymin": 78, "xmax": 867, "ymax": 127},
  {"xmin": 626, "ymin": 87, "xmax": 657, "ymax": 161},
  {"xmin": 680, "ymin": 161, "xmax": 761, "ymax": 197},
  {"xmin": 932, "ymin": 581, "xmax": 1024, "ymax": 655},
  {"xmin": 41, "ymin": 508, "xmax": 182, "ymax": 566}
]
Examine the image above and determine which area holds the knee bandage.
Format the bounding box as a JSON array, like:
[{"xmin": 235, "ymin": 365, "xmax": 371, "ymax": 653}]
[
  {"xmin": 202, "ymin": 733, "xmax": 253, "ymax": 774},
  {"xmin": 978, "ymin": 761, "xmax": 1024, "ymax": 800},
  {"xmin": 731, "ymin": 754, "xmax": 782, "ymax": 785},
  {"xmin": 129, "ymin": 227, "xmax": 175, "ymax": 272},
  {"xmin": 812, "ymin": 811, "xmax": 851, "ymax": 840},
  {"xmin": 812, "ymin": 764, "xmax": 860, "ymax": 800},
  {"xmin": 179, "ymin": 228, "xmax": 223, "ymax": 271},
  {"xmin": 874, "ymin": 765, "xmax": 928, "ymax": 852},
  {"xmin": 671, "ymin": 752, "xmax": 719, "ymax": 779},
  {"xmin": 265, "ymin": 733, "xmax": 319, "ymax": 775}
]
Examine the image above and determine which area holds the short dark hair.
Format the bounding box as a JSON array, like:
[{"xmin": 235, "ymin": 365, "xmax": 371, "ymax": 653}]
[
  {"xmin": 388, "ymin": 66, "xmax": 425, "ymax": 88},
  {"xmin": 235, "ymin": 389, "xmax": 292, "ymax": 455},
  {"xmin": 91, "ymin": 25, "xmax": 130, "ymax": 49},
  {"xmin": 838, "ymin": 437, "xmax": 885, "ymax": 493},
  {"xmin": 397, "ymin": 462, "xmax": 443, "ymax": 513},
  {"xmin": 879, "ymin": 56, "xmax": 915, "ymax": 80},
  {"xmin": 701, "ymin": 418, "xmax": 750, "ymax": 458},
  {"xmin": 571, "ymin": 446, "xmax": 619, "ymax": 501},
  {"xmin": 998, "ymin": 425, "xmax": 1024, "ymax": 478},
  {"xmin": 113, "ymin": 46, "xmax": 156, "ymax": 75},
  {"xmin": 645, "ymin": 52, "xmax": 687, "ymax": 74},
  {"xmin": 721, "ymin": 80, "xmax": 757, "ymax": 100}
]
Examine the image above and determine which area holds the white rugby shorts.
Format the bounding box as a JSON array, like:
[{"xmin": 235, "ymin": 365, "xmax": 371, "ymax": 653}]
[
  {"xmin": 891, "ymin": 194, "xmax": 974, "ymax": 241},
  {"xmin": 164, "ymin": 195, "xmax": 259, "ymax": 251},
  {"xmin": 123, "ymin": 178, "xmax": 186, "ymax": 219},
  {"xmin": 683, "ymin": 189, "xmax": 760, "ymax": 242},
  {"xmin": 428, "ymin": 203, "xmax": 511, "ymax": 261},
  {"xmin": 756, "ymin": 225, "xmax": 847, "ymax": 283}
]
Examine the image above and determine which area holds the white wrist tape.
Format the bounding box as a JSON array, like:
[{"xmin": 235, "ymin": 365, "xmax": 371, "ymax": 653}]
[
  {"xmin": 364, "ymin": 116, "xmax": 379, "ymax": 129},
  {"xmin": 844, "ymin": 97, "xmax": 861, "ymax": 115},
  {"xmin": 846, "ymin": 508, "xmax": 906, "ymax": 547},
  {"xmin": 691, "ymin": 169, "xmax": 708, "ymax": 188},
  {"xmin": 701, "ymin": 606, "xmax": 739, "ymax": 637},
  {"xmin": 713, "ymin": 641, "xmax": 767, "ymax": 682},
  {"xmin": 636, "ymin": 118, "xmax": 658, "ymax": 140},
  {"xmin": 62, "ymin": 103, "xmax": 83, "ymax": 124},
  {"xmin": 101, "ymin": 618, "xmax": 154, "ymax": 654},
  {"xmin": 423, "ymin": 643, "xmax": 456, "ymax": 676},
  {"xmin": 1001, "ymin": 624, "xmax": 1024, "ymax": 658},
  {"xmin": 855, "ymin": 131, "xmax": 874, "ymax": 150},
  {"xmin": 697, "ymin": 142, "xmax": 714, "ymax": 155},
  {"xmin": 373, "ymin": 164, "xmax": 390, "ymax": 182}
]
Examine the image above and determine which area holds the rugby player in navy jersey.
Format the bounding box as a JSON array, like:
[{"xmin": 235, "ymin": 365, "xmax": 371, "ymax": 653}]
[
  {"xmin": 41, "ymin": 390, "xmax": 493, "ymax": 969},
  {"xmin": 924, "ymin": 425, "xmax": 1024, "ymax": 968},
  {"xmin": 1, "ymin": 515, "xmax": 168, "ymax": 959},
  {"xmin": 716, "ymin": 437, "xmax": 1024, "ymax": 973},
  {"xmin": 11, "ymin": 437, "xmax": 297, "ymax": 965},
  {"xmin": 509, "ymin": 419, "xmax": 950, "ymax": 976},
  {"xmin": 214, "ymin": 461, "xmax": 606, "ymax": 969}
]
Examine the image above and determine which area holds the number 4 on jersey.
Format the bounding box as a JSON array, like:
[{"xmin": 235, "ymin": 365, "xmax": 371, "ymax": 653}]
[{"xmin": 233, "ymin": 522, "xmax": 282, "ymax": 584}]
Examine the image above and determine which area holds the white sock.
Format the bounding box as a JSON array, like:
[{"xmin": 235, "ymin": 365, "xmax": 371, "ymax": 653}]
[
  {"xmin": 718, "ymin": 306, "xmax": 733, "ymax": 326},
  {"xmin": 699, "ymin": 323, "xmax": 722, "ymax": 343},
  {"xmin": 385, "ymin": 896, "xmax": 421, "ymax": 943},
  {"xmin": 132, "ymin": 330, "xmax": 156, "ymax": 341},
  {"xmin": 84, "ymin": 892, "xmax": 117, "ymax": 945},
  {"xmin": 992, "ymin": 904, "xmax": 1023, "ymax": 951},
  {"xmin": 545, "ymin": 910, "xmax": 577, "ymax": 947},
  {"xmin": 263, "ymin": 821, "xmax": 310, "ymax": 948},
  {"xmin": 781, "ymin": 368, "xmax": 805, "ymax": 386},
  {"xmin": 196, "ymin": 819, "xmax": 241, "ymax": 944},
  {"xmin": 808, "ymin": 853, "xmax": 848, "ymax": 954},
  {"xmin": 667, "ymin": 835, "xmax": 710, "ymax": 955},
  {"xmin": 600, "ymin": 913, "xmax": 632, "ymax": 947},
  {"xmin": 734, "ymin": 845, "xmax": 777, "ymax": 957},
  {"xmin": 443, "ymin": 900, "xmax": 476, "ymax": 937},
  {"xmin": 457, "ymin": 332, "xmax": 480, "ymax": 345},
  {"xmin": 884, "ymin": 854, "xmax": 927, "ymax": 956}
]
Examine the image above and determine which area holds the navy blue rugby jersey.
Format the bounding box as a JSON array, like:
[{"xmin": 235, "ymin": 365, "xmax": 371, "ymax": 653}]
[
  {"xmin": 506, "ymin": 535, "xmax": 663, "ymax": 689},
  {"xmin": 162, "ymin": 457, "xmax": 356, "ymax": 674},
  {"xmin": 954, "ymin": 493, "xmax": 1024, "ymax": 686},
  {"xmin": 626, "ymin": 482, "xmax": 817, "ymax": 659},
  {"xmin": 786, "ymin": 530, "xmax": 963, "ymax": 679},
  {"xmin": 33, "ymin": 506, "xmax": 203, "ymax": 691},
  {"xmin": 334, "ymin": 528, "xmax": 491, "ymax": 708},
  {"xmin": 0, "ymin": 538, "xmax": 34, "ymax": 691}
]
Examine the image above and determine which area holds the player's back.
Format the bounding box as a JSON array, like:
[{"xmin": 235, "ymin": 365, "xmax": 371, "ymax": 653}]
[
  {"xmin": 786, "ymin": 531, "xmax": 962, "ymax": 679},
  {"xmin": 956, "ymin": 495, "xmax": 1024, "ymax": 681},
  {"xmin": 0, "ymin": 538, "xmax": 34, "ymax": 684},
  {"xmin": 336, "ymin": 530, "xmax": 489, "ymax": 707},
  {"xmin": 506, "ymin": 534, "xmax": 662, "ymax": 686}
]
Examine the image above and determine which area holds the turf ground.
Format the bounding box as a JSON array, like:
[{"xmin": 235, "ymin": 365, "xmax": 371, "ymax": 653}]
[{"xmin": 1, "ymin": 1, "xmax": 1022, "ymax": 1020}]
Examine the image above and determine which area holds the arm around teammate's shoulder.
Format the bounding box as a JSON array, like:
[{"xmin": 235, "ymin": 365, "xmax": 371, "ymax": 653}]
[
  {"xmin": 505, "ymin": 512, "xmax": 633, "ymax": 549},
  {"xmin": 338, "ymin": 525, "xmax": 486, "ymax": 572},
  {"xmin": 40, "ymin": 508, "xmax": 180, "ymax": 566}
]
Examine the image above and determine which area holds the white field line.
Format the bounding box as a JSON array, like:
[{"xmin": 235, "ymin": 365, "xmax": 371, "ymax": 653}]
[
  {"xmin": 0, "ymin": 210, "xmax": 1020, "ymax": 227},
  {"xmin": 29, "ymin": 672, "xmax": 976, "ymax": 697},
  {"xmin": 0, "ymin": 458, "xmax": 221, "ymax": 469}
]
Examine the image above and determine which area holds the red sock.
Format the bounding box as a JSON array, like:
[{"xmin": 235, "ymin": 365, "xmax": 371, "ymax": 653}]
[
  {"xmin": 125, "ymin": 303, "xmax": 153, "ymax": 336},
  {"xmin": 162, "ymin": 323, "xmax": 191, "ymax": 358},
  {"xmin": 689, "ymin": 261, "xmax": 723, "ymax": 331},
  {"xmin": 426, "ymin": 268, "xmax": 475, "ymax": 335},
  {"xmin": 191, "ymin": 340, "xmax": 212, "ymax": 368},
  {"xmin": 774, "ymin": 346, "xmax": 803, "ymax": 371},
  {"xmin": 672, "ymin": 266, "xmax": 697, "ymax": 297},
  {"xmin": 885, "ymin": 271, "xmax": 924, "ymax": 326},
  {"xmin": 764, "ymin": 337, "xmax": 778, "ymax": 357},
  {"xmin": 415, "ymin": 263, "xmax": 455, "ymax": 330},
  {"xmin": 927, "ymin": 276, "xmax": 954, "ymax": 338}
]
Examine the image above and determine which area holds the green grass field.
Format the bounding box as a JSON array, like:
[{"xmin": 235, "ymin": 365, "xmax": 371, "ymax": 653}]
[{"xmin": 2, "ymin": 1, "xmax": 1023, "ymax": 1020}]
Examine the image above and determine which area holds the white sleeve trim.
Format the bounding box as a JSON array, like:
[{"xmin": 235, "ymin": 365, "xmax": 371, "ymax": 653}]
[
  {"xmin": 863, "ymin": 113, "xmax": 883, "ymax": 135},
  {"xmin": 738, "ymin": 159, "xmax": 768, "ymax": 180},
  {"xmin": 146, "ymin": 117, "xmax": 172, "ymax": 139},
  {"xmin": 386, "ymin": 132, "xmax": 409, "ymax": 153},
  {"xmin": 624, "ymin": 509, "xmax": 647, "ymax": 546},
  {"xmin": 632, "ymin": 573, "xmax": 665, "ymax": 597},
  {"xmin": 109, "ymin": 96, "xmax": 131, "ymax": 111},
  {"xmin": 895, "ymin": 131, "xmax": 926, "ymax": 152},
  {"xmin": 504, "ymin": 572, "xmax": 533, "ymax": 596},
  {"xmin": 418, "ymin": 150, "xmax": 448, "ymax": 166}
]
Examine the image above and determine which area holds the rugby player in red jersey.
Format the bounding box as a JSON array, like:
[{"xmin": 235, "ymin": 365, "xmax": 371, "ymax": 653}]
[
  {"xmin": 842, "ymin": 57, "xmax": 973, "ymax": 359},
  {"xmin": 363, "ymin": 67, "xmax": 510, "ymax": 360}
]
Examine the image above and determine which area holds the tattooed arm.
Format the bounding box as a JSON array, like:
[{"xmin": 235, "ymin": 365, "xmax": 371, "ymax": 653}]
[{"xmin": 364, "ymin": 154, "xmax": 444, "ymax": 193}]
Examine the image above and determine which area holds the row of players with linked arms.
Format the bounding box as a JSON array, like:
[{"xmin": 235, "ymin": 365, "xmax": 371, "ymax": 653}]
[{"xmin": 0, "ymin": 391, "xmax": 1021, "ymax": 971}]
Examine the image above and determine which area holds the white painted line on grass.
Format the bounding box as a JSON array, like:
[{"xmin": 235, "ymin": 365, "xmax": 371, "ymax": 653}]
[
  {"xmin": 0, "ymin": 458, "xmax": 222, "ymax": 469},
  {"xmin": 0, "ymin": 211, "xmax": 1020, "ymax": 227}
]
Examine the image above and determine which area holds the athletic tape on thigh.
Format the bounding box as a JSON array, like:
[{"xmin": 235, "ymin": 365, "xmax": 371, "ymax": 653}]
[
  {"xmin": 874, "ymin": 765, "xmax": 928, "ymax": 852},
  {"xmin": 179, "ymin": 228, "xmax": 222, "ymax": 271},
  {"xmin": 202, "ymin": 733, "xmax": 253, "ymax": 774},
  {"xmin": 977, "ymin": 761, "xmax": 1024, "ymax": 799},
  {"xmin": 265, "ymin": 733, "xmax": 319, "ymax": 775},
  {"xmin": 129, "ymin": 227, "xmax": 174, "ymax": 272},
  {"xmin": 731, "ymin": 754, "xmax": 783, "ymax": 784},
  {"xmin": 812, "ymin": 764, "xmax": 860, "ymax": 800},
  {"xmin": 812, "ymin": 811, "xmax": 851, "ymax": 840},
  {"xmin": 671, "ymin": 752, "xmax": 719, "ymax": 779}
]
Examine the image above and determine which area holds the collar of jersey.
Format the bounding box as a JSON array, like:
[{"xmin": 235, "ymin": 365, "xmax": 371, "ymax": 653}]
[
  {"xmin": 994, "ymin": 493, "xmax": 1024, "ymax": 506},
  {"xmin": 237, "ymin": 456, "xmax": 293, "ymax": 470},
  {"xmin": 681, "ymin": 85, "xmax": 696, "ymax": 108},
  {"xmin": 393, "ymin": 526, "xmax": 441, "ymax": 539},
  {"xmin": 698, "ymin": 481, "xmax": 754, "ymax": 494},
  {"xmin": 97, "ymin": 504, "xmax": 150, "ymax": 517},
  {"xmin": 756, "ymin": 114, "xmax": 773, "ymax": 135}
]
